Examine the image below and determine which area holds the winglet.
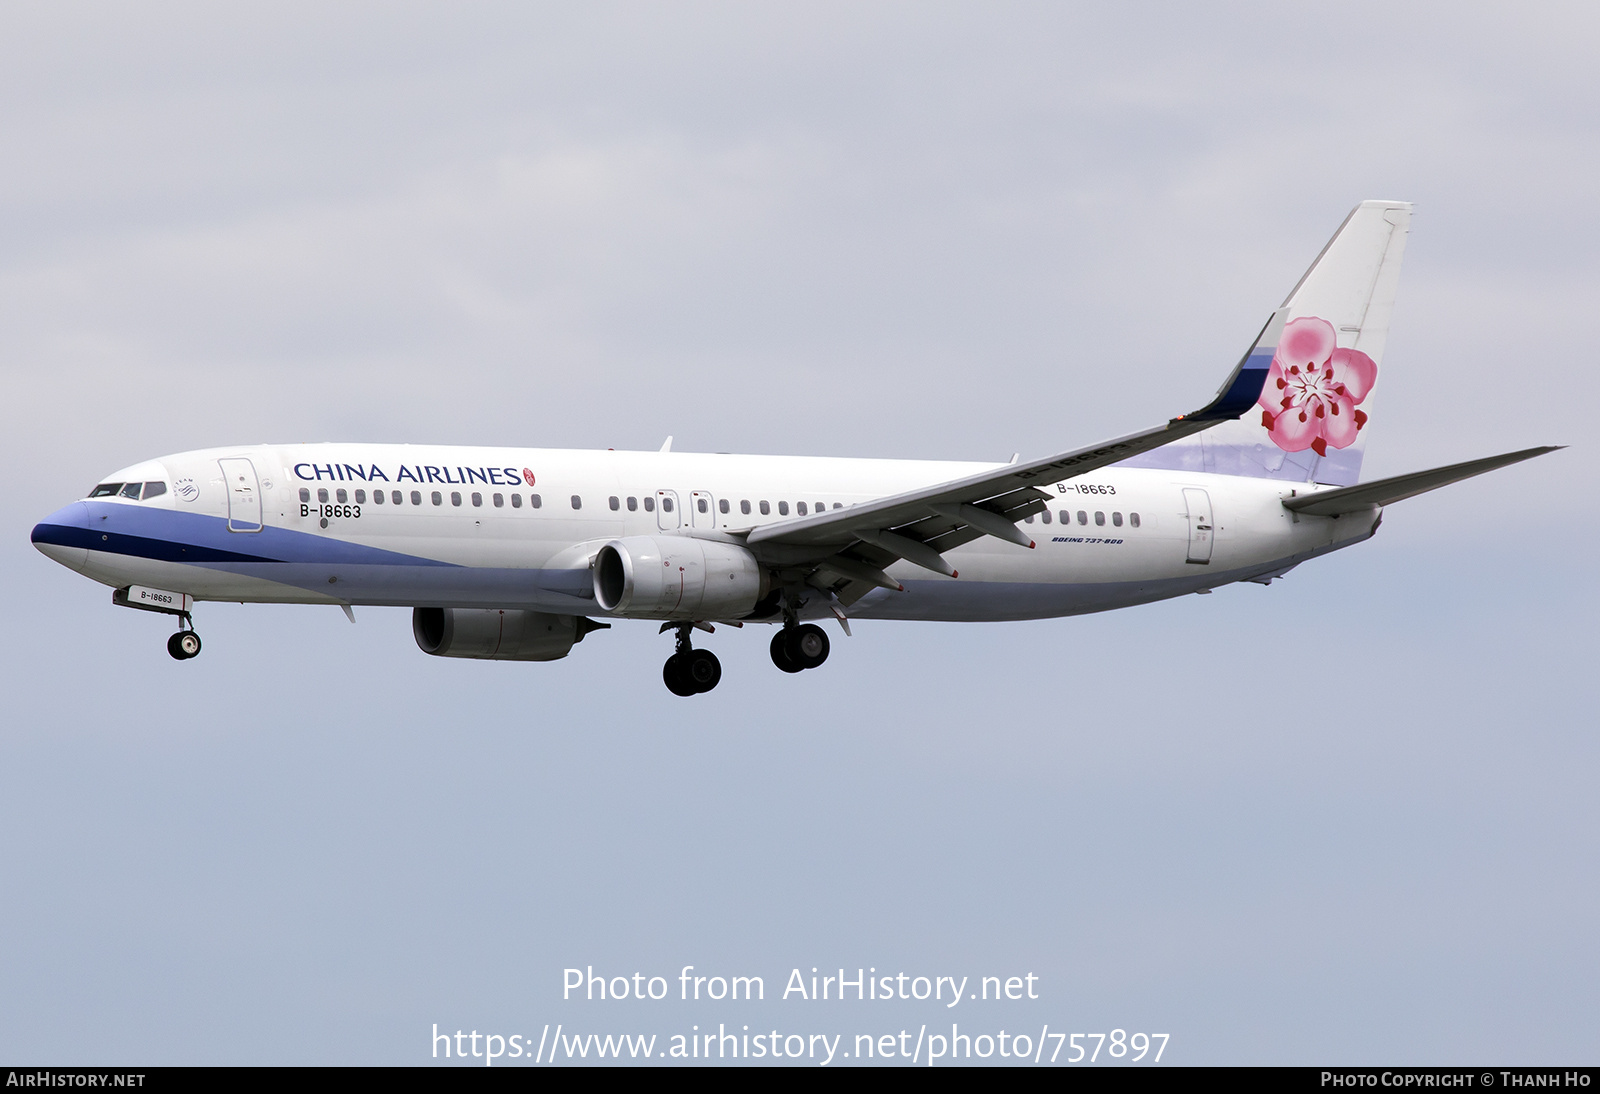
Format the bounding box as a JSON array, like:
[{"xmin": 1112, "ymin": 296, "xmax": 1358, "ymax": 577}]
[{"xmin": 1184, "ymin": 306, "xmax": 1289, "ymax": 423}]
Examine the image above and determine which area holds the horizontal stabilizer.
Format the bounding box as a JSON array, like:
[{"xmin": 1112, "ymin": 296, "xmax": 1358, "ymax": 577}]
[{"xmin": 1282, "ymin": 446, "xmax": 1562, "ymax": 516}]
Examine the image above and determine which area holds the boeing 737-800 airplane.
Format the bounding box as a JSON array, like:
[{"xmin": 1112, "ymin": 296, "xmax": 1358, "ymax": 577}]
[{"xmin": 32, "ymin": 201, "xmax": 1557, "ymax": 695}]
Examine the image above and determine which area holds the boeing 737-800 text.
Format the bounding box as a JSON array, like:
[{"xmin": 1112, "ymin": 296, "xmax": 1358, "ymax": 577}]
[{"xmin": 31, "ymin": 201, "xmax": 1558, "ymax": 695}]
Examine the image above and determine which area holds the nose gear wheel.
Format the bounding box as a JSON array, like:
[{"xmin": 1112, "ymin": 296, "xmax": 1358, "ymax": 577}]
[{"xmin": 167, "ymin": 630, "xmax": 202, "ymax": 660}]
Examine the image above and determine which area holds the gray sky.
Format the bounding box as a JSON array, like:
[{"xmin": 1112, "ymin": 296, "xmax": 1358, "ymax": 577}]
[{"xmin": 1, "ymin": 1, "xmax": 1595, "ymax": 1064}]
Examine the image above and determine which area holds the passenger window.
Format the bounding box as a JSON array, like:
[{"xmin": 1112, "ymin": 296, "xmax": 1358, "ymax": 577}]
[
  {"xmin": 354, "ymin": 489, "xmax": 366, "ymax": 504},
  {"xmin": 741, "ymin": 500, "xmax": 751, "ymax": 515},
  {"xmin": 697, "ymin": 498, "xmax": 707, "ymax": 513},
  {"xmin": 817, "ymin": 502, "xmax": 826, "ymax": 512},
  {"xmin": 778, "ymin": 501, "xmax": 789, "ymax": 516},
  {"xmin": 1112, "ymin": 512, "xmax": 1123, "ymax": 526},
  {"xmin": 373, "ymin": 490, "xmax": 384, "ymax": 505},
  {"xmin": 511, "ymin": 493, "xmax": 523, "ymax": 508},
  {"xmin": 143, "ymin": 481, "xmax": 167, "ymax": 499},
  {"xmin": 1130, "ymin": 512, "xmax": 1141, "ymax": 528},
  {"xmin": 833, "ymin": 503, "xmax": 842, "ymax": 509},
  {"xmin": 797, "ymin": 502, "xmax": 808, "ymax": 515},
  {"xmin": 1058, "ymin": 510, "xmax": 1068, "ymax": 523},
  {"xmin": 1040, "ymin": 511, "xmax": 1051, "ymax": 524},
  {"xmin": 1078, "ymin": 511, "xmax": 1088, "ymax": 525},
  {"xmin": 1024, "ymin": 514, "xmax": 1034, "ymax": 524},
  {"xmin": 493, "ymin": 493, "xmax": 503, "ymax": 508},
  {"xmin": 627, "ymin": 497, "xmax": 638, "ymax": 511},
  {"xmin": 661, "ymin": 496, "xmax": 672, "ymax": 513},
  {"xmin": 719, "ymin": 499, "xmax": 729, "ymax": 514},
  {"xmin": 448, "ymin": 491, "xmax": 460, "ymax": 506},
  {"xmin": 89, "ymin": 483, "xmax": 122, "ymax": 498},
  {"xmin": 299, "ymin": 488, "xmax": 310, "ymax": 503},
  {"xmin": 318, "ymin": 488, "xmax": 330, "ymax": 503},
  {"xmin": 392, "ymin": 491, "xmax": 402, "ymax": 505},
  {"xmin": 531, "ymin": 494, "xmax": 542, "ymax": 508},
  {"xmin": 759, "ymin": 500, "xmax": 770, "ymax": 515},
  {"xmin": 609, "ymin": 496, "xmax": 620, "ymax": 511},
  {"xmin": 411, "ymin": 491, "xmax": 423, "ymax": 505},
  {"xmin": 120, "ymin": 483, "xmax": 143, "ymax": 499},
  {"xmin": 643, "ymin": 496, "xmax": 654, "ymax": 512},
  {"xmin": 1095, "ymin": 511, "xmax": 1105, "ymax": 526},
  {"xmin": 571, "ymin": 495, "xmax": 582, "ymax": 510},
  {"xmin": 336, "ymin": 488, "xmax": 348, "ymax": 503},
  {"xmin": 472, "ymin": 492, "xmax": 482, "ymax": 507},
  {"xmin": 432, "ymin": 491, "xmax": 443, "ymax": 506}
]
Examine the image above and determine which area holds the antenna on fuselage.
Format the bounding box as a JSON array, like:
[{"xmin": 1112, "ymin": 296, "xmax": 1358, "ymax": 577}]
[{"xmin": 660, "ymin": 436, "xmax": 673, "ymax": 453}]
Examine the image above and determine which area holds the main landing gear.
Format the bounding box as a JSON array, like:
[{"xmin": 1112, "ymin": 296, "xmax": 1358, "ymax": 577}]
[
  {"xmin": 770, "ymin": 622, "xmax": 829, "ymax": 673},
  {"xmin": 656, "ymin": 606, "xmax": 837, "ymax": 693},
  {"xmin": 662, "ymin": 622, "xmax": 721, "ymax": 697}
]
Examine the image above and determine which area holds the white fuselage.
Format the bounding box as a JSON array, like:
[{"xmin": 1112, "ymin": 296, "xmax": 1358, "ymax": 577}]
[{"xmin": 34, "ymin": 443, "xmax": 1377, "ymax": 624}]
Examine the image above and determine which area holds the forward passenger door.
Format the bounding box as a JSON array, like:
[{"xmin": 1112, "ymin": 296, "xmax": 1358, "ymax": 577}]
[{"xmin": 218, "ymin": 458, "xmax": 263, "ymax": 532}]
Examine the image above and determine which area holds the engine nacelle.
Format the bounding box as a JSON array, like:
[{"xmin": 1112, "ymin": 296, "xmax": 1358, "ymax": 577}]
[
  {"xmin": 412, "ymin": 607, "xmax": 604, "ymax": 661},
  {"xmin": 593, "ymin": 536, "xmax": 769, "ymax": 620}
]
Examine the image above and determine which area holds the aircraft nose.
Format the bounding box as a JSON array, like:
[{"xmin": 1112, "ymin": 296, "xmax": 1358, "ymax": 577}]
[{"xmin": 32, "ymin": 502, "xmax": 91, "ymax": 570}]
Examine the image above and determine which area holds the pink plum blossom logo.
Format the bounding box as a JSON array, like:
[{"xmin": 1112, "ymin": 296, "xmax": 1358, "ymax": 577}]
[{"xmin": 1257, "ymin": 316, "xmax": 1377, "ymax": 456}]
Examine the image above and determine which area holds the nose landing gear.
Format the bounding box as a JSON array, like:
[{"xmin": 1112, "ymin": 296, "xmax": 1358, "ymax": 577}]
[
  {"xmin": 662, "ymin": 622, "xmax": 721, "ymax": 696},
  {"xmin": 165, "ymin": 609, "xmax": 201, "ymax": 661},
  {"xmin": 112, "ymin": 586, "xmax": 203, "ymax": 661},
  {"xmin": 167, "ymin": 628, "xmax": 202, "ymax": 660}
]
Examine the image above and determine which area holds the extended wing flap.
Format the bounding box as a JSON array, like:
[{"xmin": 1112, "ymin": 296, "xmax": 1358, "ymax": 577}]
[{"xmin": 1282, "ymin": 446, "xmax": 1562, "ymax": 516}]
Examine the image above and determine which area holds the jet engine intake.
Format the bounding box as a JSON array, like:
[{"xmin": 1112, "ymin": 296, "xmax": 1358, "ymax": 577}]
[
  {"xmin": 593, "ymin": 536, "xmax": 768, "ymax": 619},
  {"xmin": 412, "ymin": 607, "xmax": 606, "ymax": 661}
]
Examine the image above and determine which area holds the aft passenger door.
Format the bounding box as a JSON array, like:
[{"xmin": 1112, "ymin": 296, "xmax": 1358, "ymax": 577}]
[
  {"xmin": 218, "ymin": 458, "xmax": 263, "ymax": 532},
  {"xmin": 1183, "ymin": 487, "xmax": 1213, "ymax": 564}
]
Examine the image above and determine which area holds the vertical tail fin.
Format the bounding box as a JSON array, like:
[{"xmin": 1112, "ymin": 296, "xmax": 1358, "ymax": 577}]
[{"xmin": 1123, "ymin": 200, "xmax": 1411, "ymax": 485}]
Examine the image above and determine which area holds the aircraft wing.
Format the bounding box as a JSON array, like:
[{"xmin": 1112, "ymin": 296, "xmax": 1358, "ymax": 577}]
[
  {"xmin": 744, "ymin": 308, "xmax": 1288, "ymax": 580},
  {"xmin": 1282, "ymin": 446, "xmax": 1562, "ymax": 517}
]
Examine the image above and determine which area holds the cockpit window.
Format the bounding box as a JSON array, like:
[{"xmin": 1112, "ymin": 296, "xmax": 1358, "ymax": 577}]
[
  {"xmin": 142, "ymin": 481, "xmax": 167, "ymax": 499},
  {"xmin": 89, "ymin": 483, "xmax": 122, "ymax": 498},
  {"xmin": 119, "ymin": 483, "xmax": 143, "ymax": 500}
]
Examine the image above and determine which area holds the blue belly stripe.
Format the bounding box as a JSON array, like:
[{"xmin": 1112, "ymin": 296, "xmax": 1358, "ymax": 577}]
[
  {"xmin": 38, "ymin": 503, "xmax": 460, "ymax": 568},
  {"xmin": 33, "ymin": 523, "xmax": 279, "ymax": 564}
]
